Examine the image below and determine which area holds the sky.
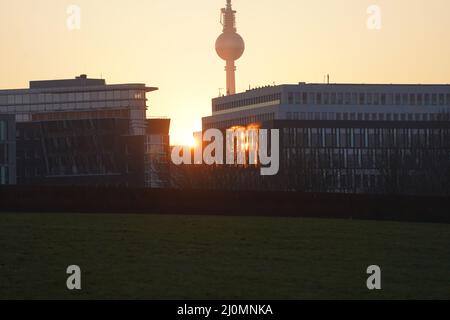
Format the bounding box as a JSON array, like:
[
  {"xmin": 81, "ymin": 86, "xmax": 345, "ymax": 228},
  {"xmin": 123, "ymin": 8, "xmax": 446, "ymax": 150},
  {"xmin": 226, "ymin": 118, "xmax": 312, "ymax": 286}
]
[{"xmin": 1, "ymin": 0, "xmax": 450, "ymax": 145}]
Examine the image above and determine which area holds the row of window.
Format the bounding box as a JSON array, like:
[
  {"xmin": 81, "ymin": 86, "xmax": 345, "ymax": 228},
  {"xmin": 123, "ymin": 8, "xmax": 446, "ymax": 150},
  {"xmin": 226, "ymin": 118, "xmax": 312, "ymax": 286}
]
[
  {"xmin": 32, "ymin": 109, "xmax": 130, "ymax": 122},
  {"xmin": 286, "ymin": 111, "xmax": 450, "ymax": 121},
  {"xmin": 214, "ymin": 93, "xmax": 282, "ymax": 112},
  {"xmin": 287, "ymin": 169, "xmax": 421, "ymax": 193},
  {"xmin": 203, "ymin": 113, "xmax": 275, "ymax": 130},
  {"xmin": 0, "ymin": 90, "xmax": 146, "ymax": 106},
  {"xmin": 5, "ymin": 102, "xmax": 146, "ymax": 122},
  {"xmin": 287, "ymin": 91, "xmax": 450, "ymax": 107},
  {"xmin": 284, "ymin": 148, "xmax": 438, "ymax": 170},
  {"xmin": 282, "ymin": 127, "xmax": 450, "ymax": 149}
]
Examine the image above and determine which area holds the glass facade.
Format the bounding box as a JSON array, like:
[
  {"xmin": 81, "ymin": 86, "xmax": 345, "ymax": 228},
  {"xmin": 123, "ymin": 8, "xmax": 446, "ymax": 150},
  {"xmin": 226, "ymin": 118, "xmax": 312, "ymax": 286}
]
[
  {"xmin": 0, "ymin": 116, "xmax": 16, "ymax": 185},
  {"xmin": 0, "ymin": 76, "xmax": 165, "ymax": 187}
]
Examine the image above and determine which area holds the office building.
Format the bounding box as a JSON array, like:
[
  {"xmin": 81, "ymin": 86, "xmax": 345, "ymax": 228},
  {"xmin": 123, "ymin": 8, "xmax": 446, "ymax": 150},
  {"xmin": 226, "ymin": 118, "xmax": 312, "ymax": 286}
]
[
  {"xmin": 0, "ymin": 75, "xmax": 170, "ymax": 187},
  {"xmin": 202, "ymin": 83, "xmax": 450, "ymax": 195}
]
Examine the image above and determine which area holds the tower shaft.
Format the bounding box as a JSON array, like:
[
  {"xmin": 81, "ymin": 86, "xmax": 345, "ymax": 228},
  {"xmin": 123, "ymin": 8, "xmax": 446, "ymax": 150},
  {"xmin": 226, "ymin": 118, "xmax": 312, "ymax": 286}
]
[{"xmin": 225, "ymin": 60, "xmax": 236, "ymax": 95}]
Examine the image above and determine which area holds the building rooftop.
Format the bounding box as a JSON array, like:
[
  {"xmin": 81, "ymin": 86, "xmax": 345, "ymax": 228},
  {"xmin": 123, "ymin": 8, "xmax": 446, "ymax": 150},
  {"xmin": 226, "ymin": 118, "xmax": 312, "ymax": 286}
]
[
  {"xmin": 29, "ymin": 74, "xmax": 106, "ymax": 89},
  {"xmin": 0, "ymin": 75, "xmax": 158, "ymax": 94}
]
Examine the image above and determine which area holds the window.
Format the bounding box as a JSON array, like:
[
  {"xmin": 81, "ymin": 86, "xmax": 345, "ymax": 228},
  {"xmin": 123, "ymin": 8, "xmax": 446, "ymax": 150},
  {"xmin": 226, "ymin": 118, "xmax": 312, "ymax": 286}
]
[
  {"xmin": 331, "ymin": 93, "xmax": 336, "ymax": 104},
  {"xmin": 345, "ymin": 93, "xmax": 351, "ymax": 105},
  {"xmin": 308, "ymin": 92, "xmax": 315, "ymax": 104},
  {"xmin": 0, "ymin": 166, "xmax": 8, "ymax": 185},
  {"xmin": 410, "ymin": 94, "xmax": 416, "ymax": 105},
  {"xmin": 14, "ymin": 95, "xmax": 23, "ymax": 104},
  {"xmin": 395, "ymin": 94, "xmax": 401, "ymax": 105},
  {"xmin": 374, "ymin": 93, "xmax": 380, "ymax": 105},
  {"xmin": 302, "ymin": 92, "xmax": 308, "ymax": 104},
  {"xmin": 337, "ymin": 93, "xmax": 343, "ymax": 104},
  {"xmin": 387, "ymin": 93, "xmax": 393, "ymax": 105},
  {"xmin": 424, "ymin": 94, "xmax": 430, "ymax": 105},
  {"xmin": 288, "ymin": 93, "xmax": 294, "ymax": 104},
  {"xmin": 90, "ymin": 92, "xmax": 99, "ymax": 100},
  {"xmin": 121, "ymin": 90, "xmax": 129, "ymax": 100},
  {"xmin": 417, "ymin": 94, "xmax": 423, "ymax": 105},
  {"xmin": 432, "ymin": 94, "xmax": 437, "ymax": 105},
  {"xmin": 402, "ymin": 94, "xmax": 408, "ymax": 105},
  {"xmin": 0, "ymin": 120, "xmax": 7, "ymax": 141},
  {"xmin": 316, "ymin": 93, "xmax": 322, "ymax": 104},
  {"xmin": 359, "ymin": 93, "xmax": 365, "ymax": 105}
]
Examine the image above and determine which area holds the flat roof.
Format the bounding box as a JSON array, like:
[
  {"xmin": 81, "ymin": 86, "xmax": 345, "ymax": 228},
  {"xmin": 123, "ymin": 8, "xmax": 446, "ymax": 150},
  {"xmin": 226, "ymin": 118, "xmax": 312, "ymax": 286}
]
[{"xmin": 0, "ymin": 75, "xmax": 158, "ymax": 94}]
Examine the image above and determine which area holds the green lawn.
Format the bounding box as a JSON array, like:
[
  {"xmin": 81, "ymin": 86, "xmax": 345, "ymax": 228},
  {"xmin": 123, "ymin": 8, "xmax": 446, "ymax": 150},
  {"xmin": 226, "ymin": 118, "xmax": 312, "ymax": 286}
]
[{"xmin": 0, "ymin": 213, "xmax": 449, "ymax": 299}]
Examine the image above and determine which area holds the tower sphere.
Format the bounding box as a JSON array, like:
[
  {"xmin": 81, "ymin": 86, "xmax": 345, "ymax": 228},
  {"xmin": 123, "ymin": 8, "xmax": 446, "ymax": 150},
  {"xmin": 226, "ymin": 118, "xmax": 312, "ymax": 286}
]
[{"xmin": 215, "ymin": 32, "xmax": 245, "ymax": 61}]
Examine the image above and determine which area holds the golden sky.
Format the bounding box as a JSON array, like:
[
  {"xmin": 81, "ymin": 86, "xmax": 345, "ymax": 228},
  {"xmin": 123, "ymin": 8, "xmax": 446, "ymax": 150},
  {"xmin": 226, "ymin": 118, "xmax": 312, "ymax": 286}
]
[{"xmin": 1, "ymin": 0, "xmax": 449, "ymax": 145}]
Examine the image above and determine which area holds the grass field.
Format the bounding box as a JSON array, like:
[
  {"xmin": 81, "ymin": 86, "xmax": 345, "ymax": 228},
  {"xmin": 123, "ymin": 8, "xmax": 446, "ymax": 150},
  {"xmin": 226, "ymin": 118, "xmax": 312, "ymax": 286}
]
[{"xmin": 0, "ymin": 213, "xmax": 449, "ymax": 300}]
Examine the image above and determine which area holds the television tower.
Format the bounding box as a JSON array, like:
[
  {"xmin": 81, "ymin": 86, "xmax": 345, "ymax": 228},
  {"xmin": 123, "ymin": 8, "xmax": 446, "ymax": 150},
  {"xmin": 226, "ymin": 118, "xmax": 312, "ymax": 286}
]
[{"xmin": 215, "ymin": 0, "xmax": 245, "ymax": 95}]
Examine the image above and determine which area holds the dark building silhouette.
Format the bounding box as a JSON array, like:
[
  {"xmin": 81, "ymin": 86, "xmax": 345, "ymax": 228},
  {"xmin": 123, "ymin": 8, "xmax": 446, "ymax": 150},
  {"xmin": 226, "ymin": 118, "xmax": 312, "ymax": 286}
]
[
  {"xmin": 145, "ymin": 118, "xmax": 171, "ymax": 188},
  {"xmin": 0, "ymin": 75, "xmax": 170, "ymax": 187},
  {"xmin": 0, "ymin": 114, "xmax": 16, "ymax": 185},
  {"xmin": 199, "ymin": 83, "xmax": 450, "ymax": 195}
]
